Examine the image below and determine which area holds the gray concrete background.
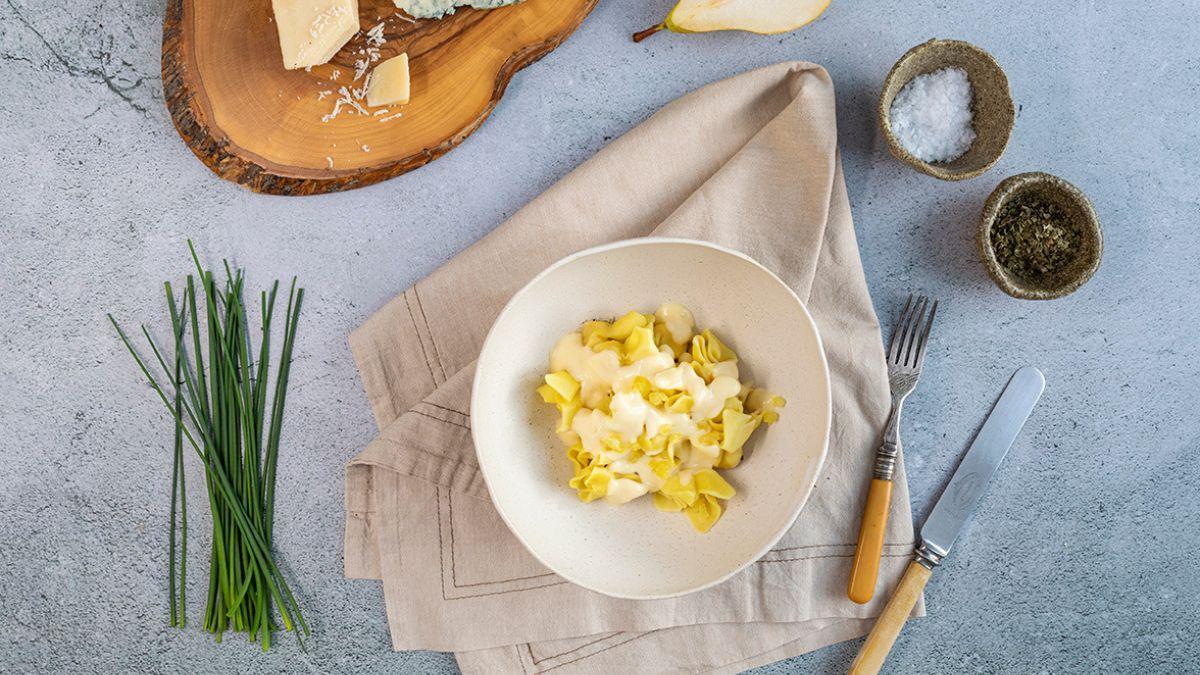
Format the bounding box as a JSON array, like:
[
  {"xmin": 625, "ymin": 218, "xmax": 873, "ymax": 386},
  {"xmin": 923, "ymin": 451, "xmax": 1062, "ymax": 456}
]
[{"xmin": 2, "ymin": 0, "xmax": 1198, "ymax": 672}]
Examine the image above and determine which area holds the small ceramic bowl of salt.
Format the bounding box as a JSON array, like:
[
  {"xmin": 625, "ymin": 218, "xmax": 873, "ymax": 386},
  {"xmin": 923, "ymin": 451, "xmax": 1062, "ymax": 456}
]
[{"xmin": 879, "ymin": 39, "xmax": 1015, "ymax": 181}]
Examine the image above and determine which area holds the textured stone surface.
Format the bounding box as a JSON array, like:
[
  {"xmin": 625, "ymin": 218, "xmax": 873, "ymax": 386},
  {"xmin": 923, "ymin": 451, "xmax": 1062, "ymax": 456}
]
[{"xmin": 1, "ymin": 0, "xmax": 1197, "ymax": 672}]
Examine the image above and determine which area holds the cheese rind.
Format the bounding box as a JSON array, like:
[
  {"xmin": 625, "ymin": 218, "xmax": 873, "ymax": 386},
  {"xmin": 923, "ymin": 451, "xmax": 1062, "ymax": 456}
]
[
  {"xmin": 366, "ymin": 53, "xmax": 411, "ymax": 107},
  {"xmin": 272, "ymin": 0, "xmax": 361, "ymax": 70}
]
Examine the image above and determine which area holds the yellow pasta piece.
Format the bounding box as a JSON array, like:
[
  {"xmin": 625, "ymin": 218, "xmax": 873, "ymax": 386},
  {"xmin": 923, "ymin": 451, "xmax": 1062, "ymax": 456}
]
[
  {"xmin": 692, "ymin": 469, "xmax": 736, "ymax": 500},
  {"xmin": 691, "ymin": 329, "xmax": 737, "ymax": 366},
  {"xmin": 623, "ymin": 325, "xmax": 659, "ymax": 362},
  {"xmin": 698, "ymin": 429, "xmax": 721, "ymax": 448},
  {"xmin": 684, "ymin": 495, "xmax": 723, "ymax": 533},
  {"xmin": 715, "ymin": 448, "xmax": 743, "ymax": 470},
  {"xmin": 581, "ymin": 320, "xmax": 611, "ymax": 347},
  {"xmin": 667, "ymin": 393, "xmax": 693, "ymax": 413},
  {"xmin": 543, "ymin": 371, "xmax": 580, "ymax": 402},
  {"xmin": 567, "ymin": 445, "xmax": 592, "ymax": 472},
  {"xmin": 648, "ymin": 454, "xmax": 675, "ymax": 479},
  {"xmin": 536, "ymin": 383, "xmax": 562, "ymax": 404},
  {"xmin": 557, "ymin": 399, "xmax": 581, "ymax": 434},
  {"xmin": 592, "ymin": 339, "xmax": 623, "ymax": 354},
  {"xmin": 720, "ymin": 408, "xmax": 760, "ymax": 453},
  {"xmin": 653, "ymin": 491, "xmax": 684, "ymax": 512},
  {"xmin": 607, "ymin": 311, "xmax": 649, "ymax": 340},
  {"xmin": 746, "ymin": 388, "xmax": 787, "ymax": 424},
  {"xmin": 657, "ymin": 473, "xmax": 699, "ymax": 510},
  {"xmin": 571, "ymin": 465, "xmax": 612, "ymax": 502}
]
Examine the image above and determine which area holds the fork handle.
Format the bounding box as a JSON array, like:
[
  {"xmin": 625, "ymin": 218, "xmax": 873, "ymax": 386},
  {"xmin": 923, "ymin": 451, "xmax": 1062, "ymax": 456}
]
[{"xmin": 847, "ymin": 477, "xmax": 893, "ymax": 604}]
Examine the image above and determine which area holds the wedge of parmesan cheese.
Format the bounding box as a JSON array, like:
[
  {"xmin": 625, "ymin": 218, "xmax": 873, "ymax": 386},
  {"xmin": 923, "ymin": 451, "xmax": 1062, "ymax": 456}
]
[
  {"xmin": 272, "ymin": 0, "xmax": 361, "ymax": 70},
  {"xmin": 366, "ymin": 53, "xmax": 410, "ymax": 107},
  {"xmin": 394, "ymin": 0, "xmax": 523, "ymax": 20}
]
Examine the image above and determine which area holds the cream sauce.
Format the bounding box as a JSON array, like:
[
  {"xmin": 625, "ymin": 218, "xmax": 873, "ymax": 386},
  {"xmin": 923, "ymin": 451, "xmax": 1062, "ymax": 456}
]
[
  {"xmin": 650, "ymin": 364, "xmax": 742, "ymax": 422},
  {"xmin": 654, "ymin": 302, "xmax": 696, "ymax": 345},
  {"xmin": 571, "ymin": 392, "xmax": 698, "ymax": 453},
  {"xmin": 550, "ymin": 334, "xmax": 677, "ymax": 409},
  {"xmin": 604, "ymin": 477, "xmax": 650, "ymax": 505}
]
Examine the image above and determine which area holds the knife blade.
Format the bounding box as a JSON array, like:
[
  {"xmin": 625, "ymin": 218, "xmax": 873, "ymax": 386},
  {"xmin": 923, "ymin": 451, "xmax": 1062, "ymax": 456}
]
[{"xmin": 917, "ymin": 365, "xmax": 1045, "ymax": 567}]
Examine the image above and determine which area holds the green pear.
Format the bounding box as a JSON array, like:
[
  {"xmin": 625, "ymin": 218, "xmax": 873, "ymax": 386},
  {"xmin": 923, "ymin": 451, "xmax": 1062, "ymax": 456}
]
[{"xmin": 633, "ymin": 0, "xmax": 831, "ymax": 42}]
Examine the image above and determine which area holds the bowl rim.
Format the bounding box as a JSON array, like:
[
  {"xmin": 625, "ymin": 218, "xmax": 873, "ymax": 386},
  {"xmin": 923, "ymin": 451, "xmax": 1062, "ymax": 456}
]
[
  {"xmin": 977, "ymin": 171, "xmax": 1104, "ymax": 300},
  {"xmin": 470, "ymin": 237, "xmax": 833, "ymax": 599},
  {"xmin": 878, "ymin": 38, "xmax": 1015, "ymax": 181}
]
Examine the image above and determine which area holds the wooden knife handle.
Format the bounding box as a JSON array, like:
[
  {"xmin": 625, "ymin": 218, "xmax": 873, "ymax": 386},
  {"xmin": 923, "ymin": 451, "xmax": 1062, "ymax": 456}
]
[
  {"xmin": 848, "ymin": 560, "xmax": 932, "ymax": 675},
  {"xmin": 847, "ymin": 478, "xmax": 893, "ymax": 603}
]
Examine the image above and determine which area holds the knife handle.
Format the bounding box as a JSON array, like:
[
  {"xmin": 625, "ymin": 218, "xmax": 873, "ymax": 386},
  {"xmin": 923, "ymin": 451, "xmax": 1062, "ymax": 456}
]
[
  {"xmin": 848, "ymin": 560, "xmax": 932, "ymax": 675},
  {"xmin": 847, "ymin": 478, "xmax": 893, "ymax": 603}
]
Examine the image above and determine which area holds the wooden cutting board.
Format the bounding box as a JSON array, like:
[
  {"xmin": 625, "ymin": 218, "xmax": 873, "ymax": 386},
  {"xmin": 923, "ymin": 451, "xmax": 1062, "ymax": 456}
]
[{"xmin": 162, "ymin": 0, "xmax": 597, "ymax": 195}]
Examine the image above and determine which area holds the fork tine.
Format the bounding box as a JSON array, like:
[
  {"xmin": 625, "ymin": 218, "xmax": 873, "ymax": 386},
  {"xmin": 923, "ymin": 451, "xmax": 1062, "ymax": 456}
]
[
  {"xmin": 914, "ymin": 299, "xmax": 939, "ymax": 370},
  {"xmin": 887, "ymin": 294, "xmax": 914, "ymax": 364},
  {"xmin": 902, "ymin": 296, "xmax": 928, "ymax": 367}
]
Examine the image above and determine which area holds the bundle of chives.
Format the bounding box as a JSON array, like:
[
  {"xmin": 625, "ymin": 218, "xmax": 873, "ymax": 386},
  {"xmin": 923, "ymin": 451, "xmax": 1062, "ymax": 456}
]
[{"xmin": 110, "ymin": 242, "xmax": 307, "ymax": 649}]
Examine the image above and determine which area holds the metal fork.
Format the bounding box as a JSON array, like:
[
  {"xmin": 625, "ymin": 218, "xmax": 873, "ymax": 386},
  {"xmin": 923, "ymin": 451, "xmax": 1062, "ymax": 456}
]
[{"xmin": 847, "ymin": 294, "xmax": 939, "ymax": 604}]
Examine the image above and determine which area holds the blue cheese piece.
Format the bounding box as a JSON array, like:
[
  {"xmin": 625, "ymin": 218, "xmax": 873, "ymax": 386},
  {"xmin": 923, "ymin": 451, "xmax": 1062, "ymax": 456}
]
[{"xmin": 393, "ymin": 0, "xmax": 523, "ymax": 20}]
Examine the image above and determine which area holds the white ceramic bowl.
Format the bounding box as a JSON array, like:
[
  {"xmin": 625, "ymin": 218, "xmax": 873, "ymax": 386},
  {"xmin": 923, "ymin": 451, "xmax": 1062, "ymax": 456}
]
[{"xmin": 471, "ymin": 238, "xmax": 831, "ymax": 599}]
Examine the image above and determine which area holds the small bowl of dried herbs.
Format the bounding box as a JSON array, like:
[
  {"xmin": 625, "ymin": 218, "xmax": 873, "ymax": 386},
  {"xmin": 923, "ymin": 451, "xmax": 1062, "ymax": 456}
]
[{"xmin": 979, "ymin": 172, "xmax": 1102, "ymax": 299}]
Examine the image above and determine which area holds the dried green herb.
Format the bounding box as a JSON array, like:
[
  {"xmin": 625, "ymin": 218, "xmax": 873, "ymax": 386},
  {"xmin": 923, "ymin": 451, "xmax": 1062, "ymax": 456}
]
[{"xmin": 990, "ymin": 196, "xmax": 1080, "ymax": 280}]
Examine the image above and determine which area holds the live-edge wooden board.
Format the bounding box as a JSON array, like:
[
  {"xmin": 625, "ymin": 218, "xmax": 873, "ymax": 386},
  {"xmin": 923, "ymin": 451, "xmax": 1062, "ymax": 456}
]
[{"xmin": 162, "ymin": 0, "xmax": 597, "ymax": 195}]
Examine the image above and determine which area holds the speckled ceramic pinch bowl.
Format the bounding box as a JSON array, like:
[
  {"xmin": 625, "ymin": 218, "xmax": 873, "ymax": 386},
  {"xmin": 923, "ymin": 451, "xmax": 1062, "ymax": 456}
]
[
  {"xmin": 879, "ymin": 39, "xmax": 1015, "ymax": 181},
  {"xmin": 471, "ymin": 239, "xmax": 831, "ymax": 599},
  {"xmin": 979, "ymin": 172, "xmax": 1103, "ymax": 300}
]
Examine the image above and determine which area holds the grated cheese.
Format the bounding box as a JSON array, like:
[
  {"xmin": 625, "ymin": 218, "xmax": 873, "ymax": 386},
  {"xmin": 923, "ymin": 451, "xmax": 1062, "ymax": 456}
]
[
  {"xmin": 366, "ymin": 21, "xmax": 386, "ymax": 46},
  {"xmin": 352, "ymin": 56, "xmax": 371, "ymax": 82},
  {"xmin": 321, "ymin": 84, "xmax": 370, "ymax": 122}
]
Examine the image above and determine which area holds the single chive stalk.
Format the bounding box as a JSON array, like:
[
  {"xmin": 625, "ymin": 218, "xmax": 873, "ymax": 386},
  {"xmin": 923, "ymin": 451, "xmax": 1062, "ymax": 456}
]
[{"xmin": 167, "ymin": 291, "xmax": 186, "ymax": 627}]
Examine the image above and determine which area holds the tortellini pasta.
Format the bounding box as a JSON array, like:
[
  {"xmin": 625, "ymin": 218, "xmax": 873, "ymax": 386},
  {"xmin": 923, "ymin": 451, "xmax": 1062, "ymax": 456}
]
[{"xmin": 536, "ymin": 303, "xmax": 785, "ymax": 533}]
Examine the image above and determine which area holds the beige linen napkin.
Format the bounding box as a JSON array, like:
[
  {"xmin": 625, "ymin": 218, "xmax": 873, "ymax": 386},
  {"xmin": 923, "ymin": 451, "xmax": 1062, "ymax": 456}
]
[{"xmin": 344, "ymin": 61, "xmax": 921, "ymax": 673}]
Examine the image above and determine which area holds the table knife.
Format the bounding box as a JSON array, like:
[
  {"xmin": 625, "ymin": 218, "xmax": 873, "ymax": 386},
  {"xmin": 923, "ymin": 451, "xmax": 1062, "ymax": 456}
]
[{"xmin": 849, "ymin": 366, "xmax": 1045, "ymax": 675}]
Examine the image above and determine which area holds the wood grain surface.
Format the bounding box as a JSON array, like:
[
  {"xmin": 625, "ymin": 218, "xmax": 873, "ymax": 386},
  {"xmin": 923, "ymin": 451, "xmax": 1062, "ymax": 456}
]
[{"xmin": 162, "ymin": 0, "xmax": 597, "ymax": 195}]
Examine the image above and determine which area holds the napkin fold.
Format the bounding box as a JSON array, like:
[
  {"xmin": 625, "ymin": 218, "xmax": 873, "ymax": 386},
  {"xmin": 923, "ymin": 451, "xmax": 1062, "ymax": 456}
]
[{"xmin": 345, "ymin": 61, "xmax": 920, "ymax": 674}]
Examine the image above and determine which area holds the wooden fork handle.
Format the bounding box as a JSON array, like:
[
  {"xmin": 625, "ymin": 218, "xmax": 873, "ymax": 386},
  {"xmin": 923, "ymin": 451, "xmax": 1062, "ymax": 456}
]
[
  {"xmin": 847, "ymin": 478, "xmax": 893, "ymax": 604},
  {"xmin": 848, "ymin": 560, "xmax": 932, "ymax": 675}
]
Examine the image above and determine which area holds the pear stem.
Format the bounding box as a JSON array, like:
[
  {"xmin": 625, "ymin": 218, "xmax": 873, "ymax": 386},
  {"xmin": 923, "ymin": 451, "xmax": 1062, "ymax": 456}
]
[{"xmin": 632, "ymin": 23, "xmax": 664, "ymax": 43}]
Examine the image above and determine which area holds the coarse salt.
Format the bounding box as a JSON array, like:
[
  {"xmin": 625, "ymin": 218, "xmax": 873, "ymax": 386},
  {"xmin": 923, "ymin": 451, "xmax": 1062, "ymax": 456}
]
[{"xmin": 888, "ymin": 67, "xmax": 976, "ymax": 163}]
